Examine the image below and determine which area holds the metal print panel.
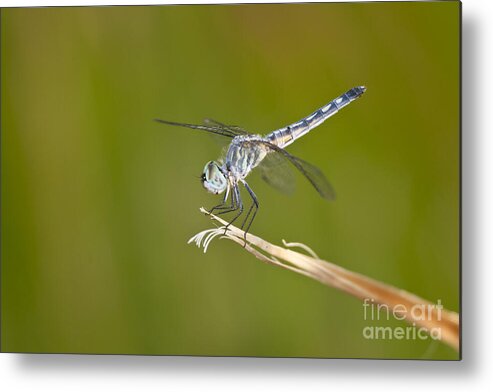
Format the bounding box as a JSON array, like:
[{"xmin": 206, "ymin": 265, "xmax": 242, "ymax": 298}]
[{"xmin": 1, "ymin": 1, "xmax": 460, "ymax": 360}]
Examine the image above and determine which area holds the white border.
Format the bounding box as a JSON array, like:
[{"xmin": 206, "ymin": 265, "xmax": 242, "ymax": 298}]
[{"xmin": 2, "ymin": 0, "xmax": 493, "ymax": 390}]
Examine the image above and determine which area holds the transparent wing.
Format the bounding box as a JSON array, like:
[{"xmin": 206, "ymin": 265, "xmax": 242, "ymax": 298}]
[
  {"xmin": 203, "ymin": 118, "xmax": 252, "ymax": 136},
  {"xmin": 154, "ymin": 118, "xmax": 239, "ymax": 138},
  {"xmin": 258, "ymin": 141, "xmax": 336, "ymax": 201},
  {"xmin": 256, "ymin": 152, "xmax": 296, "ymax": 196},
  {"xmin": 202, "ymin": 118, "xmax": 254, "ymax": 150}
]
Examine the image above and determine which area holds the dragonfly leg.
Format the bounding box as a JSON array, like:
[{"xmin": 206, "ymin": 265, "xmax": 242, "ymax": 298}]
[
  {"xmin": 214, "ymin": 184, "xmax": 239, "ymax": 217},
  {"xmin": 240, "ymin": 194, "xmax": 255, "ymax": 231},
  {"xmin": 240, "ymin": 181, "xmax": 259, "ymax": 245},
  {"xmin": 208, "ymin": 185, "xmax": 232, "ymax": 214},
  {"xmin": 223, "ymin": 184, "xmax": 244, "ymax": 232}
]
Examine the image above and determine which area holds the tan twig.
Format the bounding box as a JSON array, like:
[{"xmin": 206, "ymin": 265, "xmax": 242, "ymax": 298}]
[{"xmin": 188, "ymin": 208, "xmax": 460, "ymax": 352}]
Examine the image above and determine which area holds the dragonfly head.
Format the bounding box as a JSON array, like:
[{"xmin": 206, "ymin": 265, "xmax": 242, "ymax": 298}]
[{"xmin": 201, "ymin": 161, "xmax": 227, "ymax": 195}]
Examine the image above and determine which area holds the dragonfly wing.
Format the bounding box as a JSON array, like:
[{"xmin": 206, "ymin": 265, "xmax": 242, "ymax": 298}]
[
  {"xmin": 203, "ymin": 118, "xmax": 252, "ymax": 135},
  {"xmin": 256, "ymin": 151, "xmax": 296, "ymax": 195},
  {"xmin": 259, "ymin": 141, "xmax": 336, "ymax": 201},
  {"xmin": 154, "ymin": 118, "xmax": 237, "ymax": 138},
  {"xmin": 201, "ymin": 118, "xmax": 254, "ymax": 150}
]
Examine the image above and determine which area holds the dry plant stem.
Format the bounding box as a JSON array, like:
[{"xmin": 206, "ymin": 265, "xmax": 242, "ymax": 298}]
[{"xmin": 195, "ymin": 208, "xmax": 460, "ymax": 352}]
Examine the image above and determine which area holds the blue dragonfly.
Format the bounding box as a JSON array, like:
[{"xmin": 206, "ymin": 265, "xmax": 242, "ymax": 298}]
[{"xmin": 155, "ymin": 86, "xmax": 366, "ymax": 238}]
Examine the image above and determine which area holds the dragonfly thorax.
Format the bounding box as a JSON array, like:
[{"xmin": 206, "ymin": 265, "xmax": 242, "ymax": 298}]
[
  {"xmin": 225, "ymin": 136, "xmax": 268, "ymax": 180},
  {"xmin": 201, "ymin": 161, "xmax": 228, "ymax": 195}
]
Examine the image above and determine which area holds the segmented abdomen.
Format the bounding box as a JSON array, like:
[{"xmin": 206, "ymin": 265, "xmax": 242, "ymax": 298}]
[{"xmin": 266, "ymin": 86, "xmax": 366, "ymax": 148}]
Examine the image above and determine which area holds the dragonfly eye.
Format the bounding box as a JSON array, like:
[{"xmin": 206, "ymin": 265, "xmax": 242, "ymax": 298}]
[{"xmin": 202, "ymin": 161, "xmax": 227, "ymax": 195}]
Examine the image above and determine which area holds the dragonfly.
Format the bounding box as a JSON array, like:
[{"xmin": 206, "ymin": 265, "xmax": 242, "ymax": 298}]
[{"xmin": 155, "ymin": 86, "xmax": 366, "ymax": 240}]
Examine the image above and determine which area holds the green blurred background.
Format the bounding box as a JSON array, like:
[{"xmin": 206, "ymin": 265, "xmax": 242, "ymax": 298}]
[{"xmin": 1, "ymin": 2, "xmax": 459, "ymax": 359}]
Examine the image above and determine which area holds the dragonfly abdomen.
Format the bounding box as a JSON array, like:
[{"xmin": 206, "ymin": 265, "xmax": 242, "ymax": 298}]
[{"xmin": 266, "ymin": 86, "xmax": 366, "ymax": 149}]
